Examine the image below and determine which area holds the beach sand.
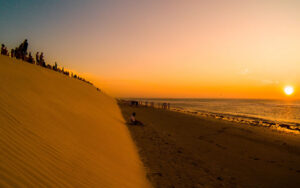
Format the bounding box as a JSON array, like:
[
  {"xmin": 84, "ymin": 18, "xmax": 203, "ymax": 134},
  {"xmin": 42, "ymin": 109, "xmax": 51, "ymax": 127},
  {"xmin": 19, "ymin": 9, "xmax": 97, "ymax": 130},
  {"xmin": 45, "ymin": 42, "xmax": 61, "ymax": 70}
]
[
  {"xmin": 119, "ymin": 103, "xmax": 300, "ymax": 188},
  {"xmin": 0, "ymin": 56, "xmax": 150, "ymax": 187}
]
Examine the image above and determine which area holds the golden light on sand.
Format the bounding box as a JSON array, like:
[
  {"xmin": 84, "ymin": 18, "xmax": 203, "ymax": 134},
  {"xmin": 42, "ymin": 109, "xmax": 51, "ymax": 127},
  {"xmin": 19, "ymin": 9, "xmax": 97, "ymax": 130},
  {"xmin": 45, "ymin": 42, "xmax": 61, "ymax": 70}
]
[{"xmin": 284, "ymin": 86, "xmax": 294, "ymax": 95}]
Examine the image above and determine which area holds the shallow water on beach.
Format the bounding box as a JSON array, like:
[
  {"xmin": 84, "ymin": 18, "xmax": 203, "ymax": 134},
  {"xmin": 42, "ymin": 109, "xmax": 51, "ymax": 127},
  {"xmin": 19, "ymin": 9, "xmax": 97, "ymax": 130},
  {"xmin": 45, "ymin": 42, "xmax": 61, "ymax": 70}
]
[{"xmin": 128, "ymin": 98, "xmax": 300, "ymax": 130}]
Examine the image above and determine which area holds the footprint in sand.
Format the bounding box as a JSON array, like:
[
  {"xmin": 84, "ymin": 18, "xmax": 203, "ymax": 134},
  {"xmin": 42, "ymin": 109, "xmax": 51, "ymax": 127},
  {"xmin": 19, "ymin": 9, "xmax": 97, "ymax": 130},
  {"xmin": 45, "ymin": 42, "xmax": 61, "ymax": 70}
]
[
  {"xmin": 217, "ymin": 127, "xmax": 228, "ymax": 134},
  {"xmin": 217, "ymin": 176, "xmax": 223, "ymax": 181},
  {"xmin": 267, "ymin": 160, "xmax": 276, "ymax": 164},
  {"xmin": 215, "ymin": 144, "xmax": 227, "ymax": 150},
  {"xmin": 151, "ymin": 172, "xmax": 163, "ymax": 177},
  {"xmin": 250, "ymin": 157, "xmax": 260, "ymax": 161},
  {"xmin": 198, "ymin": 136, "xmax": 204, "ymax": 140}
]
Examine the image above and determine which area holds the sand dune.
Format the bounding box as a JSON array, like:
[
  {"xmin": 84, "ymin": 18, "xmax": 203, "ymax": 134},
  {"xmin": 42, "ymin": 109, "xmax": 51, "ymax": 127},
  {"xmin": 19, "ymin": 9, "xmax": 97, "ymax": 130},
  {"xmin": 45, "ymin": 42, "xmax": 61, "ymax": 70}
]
[{"xmin": 0, "ymin": 56, "xmax": 150, "ymax": 187}]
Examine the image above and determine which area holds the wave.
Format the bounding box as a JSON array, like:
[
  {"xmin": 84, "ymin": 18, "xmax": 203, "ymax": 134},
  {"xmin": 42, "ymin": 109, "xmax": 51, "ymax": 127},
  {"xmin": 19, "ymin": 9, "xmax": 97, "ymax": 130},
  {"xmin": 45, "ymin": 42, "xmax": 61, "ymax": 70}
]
[{"xmin": 171, "ymin": 108, "xmax": 300, "ymax": 133}]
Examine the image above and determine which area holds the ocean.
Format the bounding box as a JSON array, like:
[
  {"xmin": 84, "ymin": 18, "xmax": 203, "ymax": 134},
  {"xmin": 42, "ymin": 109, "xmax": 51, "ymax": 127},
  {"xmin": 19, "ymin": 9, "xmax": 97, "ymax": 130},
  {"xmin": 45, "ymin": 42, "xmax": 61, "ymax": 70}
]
[{"xmin": 126, "ymin": 98, "xmax": 300, "ymax": 131}]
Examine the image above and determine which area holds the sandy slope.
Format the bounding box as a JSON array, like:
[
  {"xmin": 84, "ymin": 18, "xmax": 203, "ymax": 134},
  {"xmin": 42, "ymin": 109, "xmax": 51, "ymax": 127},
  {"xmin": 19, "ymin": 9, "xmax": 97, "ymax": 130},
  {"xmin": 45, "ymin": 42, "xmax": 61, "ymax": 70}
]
[
  {"xmin": 0, "ymin": 56, "xmax": 150, "ymax": 187},
  {"xmin": 120, "ymin": 104, "xmax": 300, "ymax": 188}
]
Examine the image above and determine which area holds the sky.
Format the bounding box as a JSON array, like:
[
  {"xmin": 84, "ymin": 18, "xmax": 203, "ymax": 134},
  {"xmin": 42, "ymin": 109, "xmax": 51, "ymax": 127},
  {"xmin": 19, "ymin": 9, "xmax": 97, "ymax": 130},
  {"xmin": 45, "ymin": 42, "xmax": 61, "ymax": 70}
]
[{"xmin": 0, "ymin": 0, "xmax": 299, "ymax": 99}]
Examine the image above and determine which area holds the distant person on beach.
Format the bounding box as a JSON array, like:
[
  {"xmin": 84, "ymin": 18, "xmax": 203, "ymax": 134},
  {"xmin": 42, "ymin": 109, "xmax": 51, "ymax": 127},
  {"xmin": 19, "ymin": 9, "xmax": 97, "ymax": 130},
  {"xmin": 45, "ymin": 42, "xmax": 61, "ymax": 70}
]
[
  {"xmin": 130, "ymin": 112, "xmax": 136, "ymax": 123},
  {"xmin": 130, "ymin": 101, "xmax": 139, "ymax": 106},
  {"xmin": 130, "ymin": 112, "xmax": 143, "ymax": 126}
]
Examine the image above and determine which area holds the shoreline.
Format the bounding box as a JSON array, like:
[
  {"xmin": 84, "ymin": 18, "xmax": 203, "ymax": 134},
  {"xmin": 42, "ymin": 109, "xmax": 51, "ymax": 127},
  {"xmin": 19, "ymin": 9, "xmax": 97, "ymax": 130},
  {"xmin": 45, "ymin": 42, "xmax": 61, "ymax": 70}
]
[
  {"xmin": 119, "ymin": 103, "xmax": 300, "ymax": 187},
  {"xmin": 119, "ymin": 100, "xmax": 300, "ymax": 134},
  {"xmin": 172, "ymin": 108, "xmax": 300, "ymax": 134}
]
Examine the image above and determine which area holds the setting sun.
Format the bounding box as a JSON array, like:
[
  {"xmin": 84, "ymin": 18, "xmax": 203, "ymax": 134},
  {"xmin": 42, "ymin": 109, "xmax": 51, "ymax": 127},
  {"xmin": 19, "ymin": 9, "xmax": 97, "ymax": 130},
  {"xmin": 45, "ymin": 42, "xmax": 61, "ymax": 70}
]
[{"xmin": 284, "ymin": 86, "xmax": 294, "ymax": 95}]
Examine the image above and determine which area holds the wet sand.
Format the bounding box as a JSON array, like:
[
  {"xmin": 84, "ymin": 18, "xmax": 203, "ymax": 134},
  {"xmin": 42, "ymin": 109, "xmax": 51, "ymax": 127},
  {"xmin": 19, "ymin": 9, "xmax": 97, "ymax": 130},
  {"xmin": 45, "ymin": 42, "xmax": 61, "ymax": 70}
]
[{"xmin": 119, "ymin": 103, "xmax": 300, "ymax": 188}]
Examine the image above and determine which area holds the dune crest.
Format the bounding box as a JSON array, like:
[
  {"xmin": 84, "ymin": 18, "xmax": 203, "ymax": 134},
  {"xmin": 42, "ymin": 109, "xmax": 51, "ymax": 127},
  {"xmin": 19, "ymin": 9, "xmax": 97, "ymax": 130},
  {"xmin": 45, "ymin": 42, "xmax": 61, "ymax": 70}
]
[{"xmin": 0, "ymin": 56, "xmax": 150, "ymax": 187}]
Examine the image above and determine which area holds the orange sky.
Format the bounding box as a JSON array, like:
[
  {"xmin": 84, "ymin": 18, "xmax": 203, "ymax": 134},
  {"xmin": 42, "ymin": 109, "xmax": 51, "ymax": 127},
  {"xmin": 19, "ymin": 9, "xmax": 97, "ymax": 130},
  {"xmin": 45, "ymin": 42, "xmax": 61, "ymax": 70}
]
[{"xmin": 2, "ymin": 0, "xmax": 299, "ymax": 99}]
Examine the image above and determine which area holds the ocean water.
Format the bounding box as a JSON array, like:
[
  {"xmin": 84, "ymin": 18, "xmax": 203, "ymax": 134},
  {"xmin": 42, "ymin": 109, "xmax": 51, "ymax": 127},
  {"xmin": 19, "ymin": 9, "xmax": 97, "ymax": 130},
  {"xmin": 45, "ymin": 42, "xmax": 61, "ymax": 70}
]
[{"xmin": 128, "ymin": 98, "xmax": 300, "ymax": 130}]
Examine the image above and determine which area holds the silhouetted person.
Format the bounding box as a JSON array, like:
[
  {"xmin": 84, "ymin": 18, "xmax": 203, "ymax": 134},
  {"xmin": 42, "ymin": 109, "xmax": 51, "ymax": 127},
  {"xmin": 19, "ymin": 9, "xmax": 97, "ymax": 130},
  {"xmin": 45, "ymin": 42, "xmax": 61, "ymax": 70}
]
[
  {"xmin": 130, "ymin": 112, "xmax": 136, "ymax": 123},
  {"xmin": 18, "ymin": 42, "xmax": 24, "ymax": 59},
  {"xmin": 22, "ymin": 39, "xmax": 28, "ymax": 54},
  {"xmin": 19, "ymin": 39, "xmax": 28, "ymax": 59},
  {"xmin": 27, "ymin": 52, "xmax": 34, "ymax": 63},
  {"xmin": 40, "ymin": 52, "xmax": 45, "ymax": 67},
  {"xmin": 53, "ymin": 62, "xmax": 58, "ymax": 71},
  {"xmin": 46, "ymin": 64, "xmax": 52, "ymax": 69},
  {"xmin": 130, "ymin": 101, "xmax": 139, "ymax": 106},
  {"xmin": 1, "ymin": 44, "xmax": 9, "ymax": 56},
  {"xmin": 11, "ymin": 49, "xmax": 14, "ymax": 57},
  {"xmin": 1, "ymin": 44, "xmax": 5, "ymax": 55},
  {"xmin": 130, "ymin": 112, "xmax": 143, "ymax": 125},
  {"xmin": 36, "ymin": 52, "xmax": 40, "ymax": 64},
  {"xmin": 14, "ymin": 47, "xmax": 20, "ymax": 59},
  {"xmin": 4, "ymin": 47, "xmax": 8, "ymax": 55}
]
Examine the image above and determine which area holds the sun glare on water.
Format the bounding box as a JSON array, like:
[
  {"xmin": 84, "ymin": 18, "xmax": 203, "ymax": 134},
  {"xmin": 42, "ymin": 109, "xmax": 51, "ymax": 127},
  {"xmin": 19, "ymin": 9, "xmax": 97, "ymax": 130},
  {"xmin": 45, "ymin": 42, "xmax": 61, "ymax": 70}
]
[{"xmin": 284, "ymin": 86, "xmax": 294, "ymax": 95}]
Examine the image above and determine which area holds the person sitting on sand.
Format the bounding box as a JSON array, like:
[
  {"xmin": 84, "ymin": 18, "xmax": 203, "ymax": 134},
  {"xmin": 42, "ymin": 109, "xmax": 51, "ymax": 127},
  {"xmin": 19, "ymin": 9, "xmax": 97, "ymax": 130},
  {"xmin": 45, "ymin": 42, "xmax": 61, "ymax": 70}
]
[
  {"xmin": 27, "ymin": 52, "xmax": 34, "ymax": 63},
  {"xmin": 130, "ymin": 112, "xmax": 143, "ymax": 126}
]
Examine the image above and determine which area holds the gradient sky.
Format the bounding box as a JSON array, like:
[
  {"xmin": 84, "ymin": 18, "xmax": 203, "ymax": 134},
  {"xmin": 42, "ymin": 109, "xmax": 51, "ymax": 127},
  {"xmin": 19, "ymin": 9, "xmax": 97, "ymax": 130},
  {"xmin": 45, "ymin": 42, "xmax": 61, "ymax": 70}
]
[{"xmin": 1, "ymin": 0, "xmax": 299, "ymax": 99}]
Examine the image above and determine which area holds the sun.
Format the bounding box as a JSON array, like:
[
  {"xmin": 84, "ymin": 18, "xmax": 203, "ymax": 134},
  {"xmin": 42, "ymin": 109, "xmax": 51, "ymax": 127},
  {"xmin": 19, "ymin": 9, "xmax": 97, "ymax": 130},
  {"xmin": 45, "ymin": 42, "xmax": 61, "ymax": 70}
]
[{"xmin": 284, "ymin": 86, "xmax": 294, "ymax": 95}]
